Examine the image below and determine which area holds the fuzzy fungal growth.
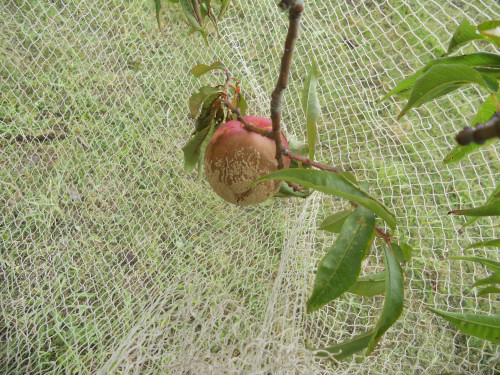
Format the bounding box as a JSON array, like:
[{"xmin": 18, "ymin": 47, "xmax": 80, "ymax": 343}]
[{"xmin": 204, "ymin": 116, "xmax": 290, "ymax": 206}]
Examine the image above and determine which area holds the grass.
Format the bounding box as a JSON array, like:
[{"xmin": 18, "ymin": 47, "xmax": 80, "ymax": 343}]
[{"xmin": 1, "ymin": 0, "xmax": 499, "ymax": 373}]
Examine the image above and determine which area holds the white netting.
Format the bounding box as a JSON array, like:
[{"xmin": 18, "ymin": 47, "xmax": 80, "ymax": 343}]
[{"xmin": 1, "ymin": 0, "xmax": 499, "ymax": 373}]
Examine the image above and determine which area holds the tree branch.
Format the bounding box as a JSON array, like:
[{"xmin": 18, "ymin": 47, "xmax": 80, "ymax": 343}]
[
  {"xmin": 455, "ymin": 112, "xmax": 500, "ymax": 146},
  {"xmin": 283, "ymin": 149, "xmax": 340, "ymax": 173},
  {"xmin": 271, "ymin": 0, "xmax": 305, "ymax": 170}
]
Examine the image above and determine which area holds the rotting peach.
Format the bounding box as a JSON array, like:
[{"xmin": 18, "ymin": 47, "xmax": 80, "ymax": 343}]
[{"xmin": 203, "ymin": 116, "xmax": 290, "ymax": 206}]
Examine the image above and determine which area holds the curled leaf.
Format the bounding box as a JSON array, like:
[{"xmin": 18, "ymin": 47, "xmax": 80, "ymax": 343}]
[
  {"xmin": 301, "ymin": 59, "xmax": 320, "ymax": 160},
  {"xmin": 366, "ymin": 244, "xmax": 404, "ymax": 354}
]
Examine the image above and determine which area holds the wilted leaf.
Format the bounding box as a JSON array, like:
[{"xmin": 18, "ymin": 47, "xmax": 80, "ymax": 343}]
[
  {"xmin": 448, "ymin": 256, "xmax": 500, "ymax": 274},
  {"xmin": 398, "ymin": 64, "xmax": 498, "ymax": 119},
  {"xmin": 348, "ymin": 272, "xmax": 385, "ymax": 297},
  {"xmin": 381, "ymin": 53, "xmax": 500, "ymax": 102},
  {"xmin": 182, "ymin": 125, "xmax": 214, "ymax": 173},
  {"xmin": 449, "ymin": 200, "xmax": 500, "ymax": 217},
  {"xmin": 301, "ymin": 59, "xmax": 320, "ymax": 160},
  {"xmin": 195, "ymin": 94, "xmax": 221, "ymax": 131},
  {"xmin": 318, "ymin": 209, "xmax": 352, "ymax": 233},
  {"xmin": 312, "ymin": 331, "xmax": 374, "ymax": 361},
  {"xmin": 189, "ymin": 87, "xmax": 222, "ymax": 118},
  {"xmin": 428, "ymin": 308, "xmax": 500, "ymax": 345},
  {"xmin": 366, "ymin": 244, "xmax": 404, "ymax": 354},
  {"xmin": 254, "ymin": 169, "xmax": 396, "ymax": 229},
  {"xmin": 307, "ymin": 206, "xmax": 376, "ymax": 313},
  {"xmin": 190, "ymin": 61, "xmax": 226, "ymax": 77}
]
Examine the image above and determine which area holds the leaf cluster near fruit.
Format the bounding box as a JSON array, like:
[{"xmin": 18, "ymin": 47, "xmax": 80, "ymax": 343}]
[
  {"xmin": 383, "ymin": 18, "xmax": 500, "ymax": 345},
  {"xmin": 154, "ymin": 0, "xmax": 232, "ymax": 44}
]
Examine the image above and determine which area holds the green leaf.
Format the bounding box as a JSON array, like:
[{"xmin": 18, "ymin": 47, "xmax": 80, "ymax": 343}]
[
  {"xmin": 428, "ymin": 308, "xmax": 500, "ymax": 345},
  {"xmin": 341, "ymin": 171, "xmax": 358, "ymax": 185},
  {"xmin": 448, "ymin": 256, "xmax": 500, "ymax": 274},
  {"xmin": 366, "ymin": 244, "xmax": 404, "ymax": 354},
  {"xmin": 190, "ymin": 61, "xmax": 226, "ymax": 77},
  {"xmin": 348, "ymin": 272, "xmax": 385, "ymax": 297},
  {"xmin": 478, "ymin": 20, "xmax": 500, "ymax": 47},
  {"xmin": 154, "ymin": 0, "xmax": 163, "ymax": 30},
  {"xmin": 447, "ymin": 19, "xmax": 494, "ymax": 54},
  {"xmin": 312, "ymin": 331, "xmax": 374, "ymax": 361},
  {"xmin": 182, "ymin": 125, "xmax": 214, "ymax": 173},
  {"xmin": 287, "ymin": 139, "xmax": 310, "ymax": 168},
  {"xmin": 254, "ymin": 169, "xmax": 396, "ymax": 229},
  {"xmin": 307, "ymin": 206, "xmax": 376, "ymax": 313},
  {"xmin": 444, "ymin": 91, "xmax": 500, "ymax": 164},
  {"xmin": 477, "ymin": 286, "xmax": 500, "ymax": 297},
  {"xmin": 460, "ymin": 183, "xmax": 500, "ymax": 230},
  {"xmin": 473, "ymin": 273, "xmax": 500, "ymax": 288},
  {"xmin": 231, "ymin": 92, "xmax": 247, "ymax": 116},
  {"xmin": 189, "ymin": 87, "xmax": 222, "ymax": 118},
  {"xmin": 398, "ymin": 241, "xmax": 413, "ymax": 261},
  {"xmin": 301, "ymin": 59, "xmax": 321, "ymax": 160},
  {"xmin": 449, "ymin": 200, "xmax": 500, "ymax": 217},
  {"xmin": 318, "ymin": 209, "xmax": 352, "ymax": 233},
  {"xmin": 465, "ymin": 239, "xmax": 500, "ymax": 250},
  {"xmin": 391, "ymin": 243, "xmax": 406, "ymax": 263},
  {"xmin": 390, "ymin": 241, "xmax": 413, "ymax": 263},
  {"xmin": 218, "ymin": 0, "xmax": 231, "ymax": 20},
  {"xmin": 381, "ymin": 53, "xmax": 500, "ymax": 102},
  {"xmin": 274, "ymin": 181, "xmax": 311, "ymax": 198},
  {"xmin": 398, "ymin": 64, "xmax": 497, "ymax": 119}
]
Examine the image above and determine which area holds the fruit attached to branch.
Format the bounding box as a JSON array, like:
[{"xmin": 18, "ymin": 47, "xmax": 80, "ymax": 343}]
[{"xmin": 204, "ymin": 116, "xmax": 290, "ymax": 206}]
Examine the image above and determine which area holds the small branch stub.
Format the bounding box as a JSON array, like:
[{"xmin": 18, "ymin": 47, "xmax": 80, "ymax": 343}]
[{"xmin": 456, "ymin": 112, "xmax": 500, "ymax": 146}]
